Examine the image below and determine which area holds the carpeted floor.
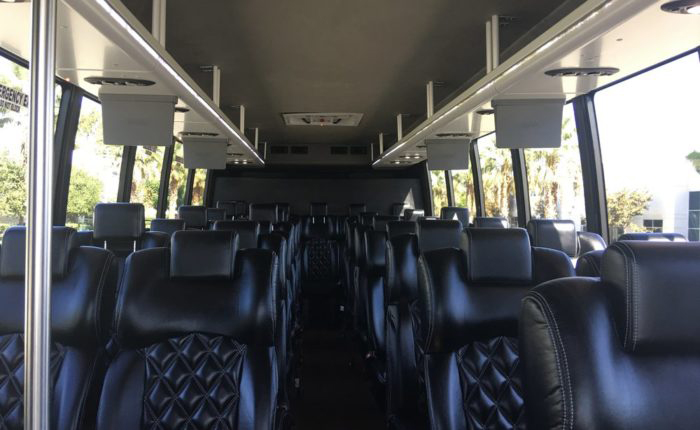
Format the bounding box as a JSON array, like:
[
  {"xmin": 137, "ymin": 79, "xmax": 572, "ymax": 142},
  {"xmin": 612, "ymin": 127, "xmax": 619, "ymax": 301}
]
[{"xmin": 293, "ymin": 329, "xmax": 385, "ymax": 430}]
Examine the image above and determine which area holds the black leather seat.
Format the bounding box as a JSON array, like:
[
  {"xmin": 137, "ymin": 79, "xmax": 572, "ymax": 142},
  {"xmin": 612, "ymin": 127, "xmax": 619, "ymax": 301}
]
[
  {"xmin": 527, "ymin": 219, "xmax": 578, "ymax": 259},
  {"xmin": 213, "ymin": 220, "xmax": 260, "ymax": 249},
  {"xmin": 473, "ymin": 216, "xmax": 508, "ymax": 228},
  {"xmin": 178, "ymin": 205, "xmax": 208, "ymax": 230},
  {"xmin": 95, "ymin": 231, "xmax": 281, "ymax": 429},
  {"xmin": 250, "ymin": 203, "xmax": 279, "ymax": 233},
  {"xmin": 577, "ymin": 231, "xmax": 606, "ymax": 254},
  {"xmin": 416, "ymin": 228, "xmax": 574, "ymax": 430},
  {"xmin": 374, "ymin": 215, "xmax": 400, "ymax": 232},
  {"xmin": 276, "ymin": 203, "xmax": 291, "ymax": 222},
  {"xmin": 0, "ymin": 226, "xmax": 118, "ymax": 429},
  {"xmin": 618, "ymin": 232, "xmax": 687, "ymax": 242},
  {"xmin": 349, "ymin": 203, "xmax": 367, "ymax": 217},
  {"xmin": 386, "ymin": 220, "xmax": 417, "ymax": 238},
  {"xmin": 405, "ymin": 209, "xmax": 424, "ymax": 221},
  {"xmin": 575, "ymin": 249, "xmax": 604, "ymax": 277},
  {"xmin": 521, "ymin": 241, "xmax": 700, "ymax": 429},
  {"xmin": 358, "ymin": 229, "xmax": 387, "ymax": 355},
  {"xmin": 440, "ymin": 206, "xmax": 470, "ymax": 227},
  {"xmin": 384, "ymin": 219, "xmax": 463, "ymax": 429},
  {"xmin": 301, "ymin": 218, "xmax": 339, "ymax": 297},
  {"xmin": 149, "ymin": 218, "xmax": 185, "ymax": 237},
  {"xmin": 216, "ymin": 200, "xmax": 248, "ymax": 219},
  {"xmin": 360, "ymin": 212, "xmax": 378, "ymax": 227},
  {"xmin": 206, "ymin": 207, "xmax": 227, "ymax": 226}
]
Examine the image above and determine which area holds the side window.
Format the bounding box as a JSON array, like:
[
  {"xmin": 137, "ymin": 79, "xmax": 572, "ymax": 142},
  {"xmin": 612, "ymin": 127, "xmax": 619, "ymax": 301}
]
[
  {"xmin": 430, "ymin": 170, "xmax": 448, "ymax": 215},
  {"xmin": 595, "ymin": 52, "xmax": 700, "ymax": 241},
  {"xmin": 131, "ymin": 146, "xmax": 165, "ymax": 223},
  {"xmin": 451, "ymin": 169, "xmax": 476, "ymax": 218},
  {"xmin": 0, "ymin": 58, "xmax": 30, "ymax": 236},
  {"xmin": 524, "ymin": 103, "xmax": 586, "ymax": 230},
  {"xmin": 165, "ymin": 142, "xmax": 186, "ymax": 218},
  {"xmin": 477, "ymin": 134, "xmax": 518, "ymax": 226},
  {"xmin": 66, "ymin": 97, "xmax": 122, "ymax": 230},
  {"xmin": 191, "ymin": 169, "xmax": 207, "ymax": 206}
]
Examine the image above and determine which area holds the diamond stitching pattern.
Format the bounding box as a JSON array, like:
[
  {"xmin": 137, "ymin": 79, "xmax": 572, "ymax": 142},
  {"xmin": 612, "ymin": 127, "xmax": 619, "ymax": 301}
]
[
  {"xmin": 307, "ymin": 239, "xmax": 334, "ymax": 281},
  {"xmin": 142, "ymin": 333, "xmax": 246, "ymax": 430},
  {"xmin": 456, "ymin": 337, "xmax": 525, "ymax": 430},
  {"xmin": 0, "ymin": 334, "xmax": 65, "ymax": 430}
]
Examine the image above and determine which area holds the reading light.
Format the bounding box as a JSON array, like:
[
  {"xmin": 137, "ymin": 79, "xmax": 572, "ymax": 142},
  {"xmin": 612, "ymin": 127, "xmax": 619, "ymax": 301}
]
[
  {"xmin": 661, "ymin": 0, "xmax": 700, "ymax": 14},
  {"xmin": 93, "ymin": 0, "xmax": 263, "ymax": 164}
]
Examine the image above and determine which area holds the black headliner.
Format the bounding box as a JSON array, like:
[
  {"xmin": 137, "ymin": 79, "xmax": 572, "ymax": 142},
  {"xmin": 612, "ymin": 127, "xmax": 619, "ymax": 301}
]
[{"xmin": 123, "ymin": 0, "xmax": 584, "ymax": 147}]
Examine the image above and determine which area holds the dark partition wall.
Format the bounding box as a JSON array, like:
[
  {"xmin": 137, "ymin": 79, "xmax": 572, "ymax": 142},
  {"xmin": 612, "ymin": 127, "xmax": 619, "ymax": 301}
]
[{"xmin": 210, "ymin": 165, "xmax": 428, "ymax": 215}]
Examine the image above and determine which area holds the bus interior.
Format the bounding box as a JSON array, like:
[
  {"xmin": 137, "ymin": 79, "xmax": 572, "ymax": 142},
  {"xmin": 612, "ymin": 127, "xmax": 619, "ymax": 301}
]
[{"xmin": 0, "ymin": 0, "xmax": 699, "ymax": 429}]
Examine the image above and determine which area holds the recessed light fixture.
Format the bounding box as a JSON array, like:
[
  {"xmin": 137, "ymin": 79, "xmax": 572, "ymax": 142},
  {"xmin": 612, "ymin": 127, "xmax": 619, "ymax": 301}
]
[
  {"xmin": 661, "ymin": 0, "xmax": 700, "ymax": 14},
  {"xmin": 545, "ymin": 67, "xmax": 620, "ymax": 77}
]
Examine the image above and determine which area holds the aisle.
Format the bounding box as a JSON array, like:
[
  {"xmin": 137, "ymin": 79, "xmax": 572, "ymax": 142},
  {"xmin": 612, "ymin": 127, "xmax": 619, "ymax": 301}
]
[{"xmin": 294, "ymin": 329, "xmax": 385, "ymax": 430}]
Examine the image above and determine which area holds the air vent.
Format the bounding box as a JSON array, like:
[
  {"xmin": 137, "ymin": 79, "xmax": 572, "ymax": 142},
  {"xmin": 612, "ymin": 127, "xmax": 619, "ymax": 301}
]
[
  {"xmin": 436, "ymin": 132, "xmax": 474, "ymax": 138},
  {"xmin": 476, "ymin": 109, "xmax": 495, "ymax": 115},
  {"xmin": 282, "ymin": 112, "xmax": 363, "ymax": 127},
  {"xmin": 545, "ymin": 67, "xmax": 620, "ymax": 77},
  {"xmin": 290, "ymin": 146, "xmax": 309, "ymax": 154},
  {"xmin": 330, "ymin": 146, "xmax": 349, "ymax": 155},
  {"xmin": 350, "ymin": 146, "xmax": 368, "ymax": 155},
  {"xmin": 84, "ymin": 76, "xmax": 155, "ymax": 87},
  {"xmin": 180, "ymin": 131, "xmax": 219, "ymax": 137},
  {"xmin": 271, "ymin": 145, "xmax": 289, "ymax": 155},
  {"xmin": 661, "ymin": 0, "xmax": 700, "ymax": 14}
]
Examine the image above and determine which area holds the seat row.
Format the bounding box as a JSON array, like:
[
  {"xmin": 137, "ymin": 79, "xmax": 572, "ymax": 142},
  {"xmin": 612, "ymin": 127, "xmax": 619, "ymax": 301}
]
[{"xmin": 0, "ymin": 226, "xmax": 286, "ymax": 429}]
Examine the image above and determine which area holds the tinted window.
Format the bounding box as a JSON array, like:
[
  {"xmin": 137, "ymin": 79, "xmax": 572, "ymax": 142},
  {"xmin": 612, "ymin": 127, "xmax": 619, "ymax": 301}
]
[
  {"xmin": 430, "ymin": 170, "xmax": 448, "ymax": 215},
  {"xmin": 451, "ymin": 169, "xmax": 476, "ymax": 217},
  {"xmin": 524, "ymin": 103, "xmax": 586, "ymax": 230},
  {"xmin": 191, "ymin": 169, "xmax": 207, "ymax": 206},
  {"xmin": 596, "ymin": 52, "xmax": 700, "ymax": 241},
  {"xmin": 478, "ymin": 134, "xmax": 518, "ymax": 226},
  {"xmin": 166, "ymin": 142, "xmax": 186, "ymax": 218},
  {"xmin": 66, "ymin": 96, "xmax": 122, "ymax": 230},
  {"xmin": 132, "ymin": 145, "xmax": 165, "ymax": 222}
]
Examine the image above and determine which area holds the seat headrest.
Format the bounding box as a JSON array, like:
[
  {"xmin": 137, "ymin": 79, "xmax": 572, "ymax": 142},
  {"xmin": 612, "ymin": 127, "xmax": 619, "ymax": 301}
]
[
  {"xmin": 305, "ymin": 220, "xmax": 331, "ymax": 239},
  {"xmin": 390, "ymin": 202, "xmax": 407, "ymax": 217},
  {"xmin": 363, "ymin": 230, "xmax": 387, "ymax": 275},
  {"xmin": 310, "ymin": 202, "xmax": 328, "ymax": 216},
  {"xmin": 417, "ymin": 219, "xmax": 462, "ymax": 252},
  {"xmin": 177, "ymin": 205, "xmax": 207, "ymax": 229},
  {"xmin": 360, "ymin": 212, "xmax": 377, "ymax": 226},
  {"xmin": 617, "ymin": 232, "xmax": 687, "ymax": 242},
  {"xmin": 170, "ymin": 231, "xmax": 239, "ymax": 279},
  {"xmin": 408, "ymin": 209, "xmax": 425, "ymax": 221},
  {"xmin": 417, "ymin": 247, "xmax": 527, "ymax": 353},
  {"xmin": 386, "ymin": 221, "xmax": 417, "ymax": 238},
  {"xmin": 206, "ymin": 208, "xmax": 227, "ymax": 222},
  {"xmin": 374, "ymin": 215, "xmax": 400, "ymax": 232},
  {"xmin": 577, "ymin": 231, "xmax": 607, "ymax": 254},
  {"xmin": 258, "ymin": 233, "xmax": 287, "ymax": 296},
  {"xmin": 249, "ymin": 203, "xmax": 279, "ymax": 223},
  {"xmin": 150, "ymin": 219, "xmax": 185, "ymax": 237},
  {"xmin": 473, "ymin": 216, "xmax": 508, "ymax": 228},
  {"xmin": 527, "ymin": 219, "xmax": 578, "ymax": 257},
  {"xmin": 276, "ymin": 203, "xmax": 290, "ymax": 222},
  {"xmin": 216, "ymin": 200, "xmax": 238, "ymax": 218},
  {"xmin": 93, "ymin": 203, "xmax": 145, "ymax": 240},
  {"xmin": 385, "ymin": 234, "xmax": 420, "ymax": 304},
  {"xmin": 440, "ymin": 206, "xmax": 470, "ymax": 226},
  {"xmin": 0, "ymin": 226, "xmax": 77, "ymax": 279},
  {"xmin": 349, "ymin": 203, "xmax": 366, "ymax": 216},
  {"xmin": 461, "ymin": 228, "xmax": 532, "ymax": 284},
  {"xmin": 116, "ymin": 247, "xmax": 278, "ymax": 348},
  {"xmin": 602, "ymin": 241, "xmax": 700, "ymax": 354},
  {"xmin": 213, "ymin": 220, "xmax": 260, "ymax": 249}
]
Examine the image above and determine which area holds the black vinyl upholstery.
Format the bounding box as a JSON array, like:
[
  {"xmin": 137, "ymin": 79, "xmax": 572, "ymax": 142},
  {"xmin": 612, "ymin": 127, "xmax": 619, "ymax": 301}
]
[
  {"xmin": 416, "ymin": 228, "xmax": 574, "ymax": 430},
  {"xmin": 527, "ymin": 219, "xmax": 578, "ymax": 258},
  {"xmin": 575, "ymin": 249, "xmax": 604, "ymax": 277},
  {"xmin": 374, "ymin": 215, "xmax": 400, "ymax": 233},
  {"xmin": 0, "ymin": 226, "xmax": 117, "ymax": 430},
  {"xmin": 577, "ymin": 231, "xmax": 606, "ymax": 254},
  {"xmin": 96, "ymin": 234, "xmax": 280, "ymax": 430},
  {"xmin": 178, "ymin": 205, "xmax": 208, "ymax": 230},
  {"xmin": 417, "ymin": 219, "xmax": 462, "ymax": 251},
  {"xmin": 521, "ymin": 241, "xmax": 700, "ymax": 429},
  {"xmin": 217, "ymin": 200, "xmax": 248, "ymax": 219},
  {"xmin": 213, "ymin": 220, "xmax": 261, "ymax": 249},
  {"xmin": 386, "ymin": 220, "xmax": 417, "ymax": 238},
  {"xmin": 206, "ymin": 207, "xmax": 227, "ymax": 224},
  {"xmin": 149, "ymin": 219, "xmax": 185, "ymax": 237},
  {"xmin": 440, "ymin": 206, "xmax": 470, "ymax": 227},
  {"xmin": 473, "ymin": 216, "xmax": 508, "ymax": 228},
  {"xmin": 93, "ymin": 203, "xmax": 169, "ymax": 260}
]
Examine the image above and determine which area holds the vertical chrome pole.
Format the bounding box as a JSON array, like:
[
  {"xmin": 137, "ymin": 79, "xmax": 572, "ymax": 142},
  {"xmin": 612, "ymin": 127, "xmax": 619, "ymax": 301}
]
[
  {"xmin": 490, "ymin": 15, "xmax": 500, "ymax": 69},
  {"xmin": 212, "ymin": 65, "xmax": 221, "ymax": 107},
  {"xmin": 378, "ymin": 132, "xmax": 384, "ymax": 154},
  {"xmin": 396, "ymin": 114, "xmax": 403, "ymax": 141},
  {"xmin": 485, "ymin": 20, "xmax": 493, "ymax": 73},
  {"xmin": 254, "ymin": 127, "xmax": 259, "ymax": 150},
  {"xmin": 151, "ymin": 0, "xmax": 167, "ymax": 46},
  {"xmin": 25, "ymin": 0, "xmax": 56, "ymax": 428},
  {"xmin": 239, "ymin": 105, "xmax": 245, "ymax": 132},
  {"xmin": 426, "ymin": 81, "xmax": 434, "ymax": 118}
]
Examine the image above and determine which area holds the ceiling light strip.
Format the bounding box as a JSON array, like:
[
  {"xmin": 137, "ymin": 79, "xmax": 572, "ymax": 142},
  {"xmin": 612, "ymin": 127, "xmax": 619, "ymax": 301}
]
[
  {"xmin": 66, "ymin": 0, "xmax": 263, "ymax": 164},
  {"xmin": 374, "ymin": 0, "xmax": 656, "ymax": 166}
]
